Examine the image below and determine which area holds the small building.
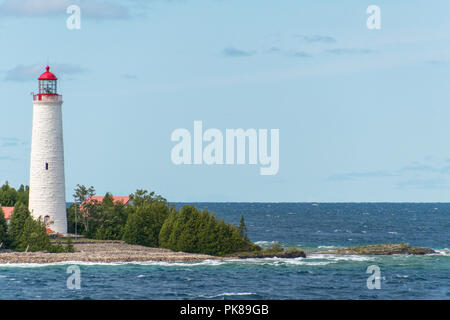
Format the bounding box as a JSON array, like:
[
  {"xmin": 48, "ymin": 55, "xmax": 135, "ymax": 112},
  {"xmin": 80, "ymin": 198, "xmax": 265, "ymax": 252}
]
[{"xmin": 1, "ymin": 207, "xmax": 14, "ymax": 222}]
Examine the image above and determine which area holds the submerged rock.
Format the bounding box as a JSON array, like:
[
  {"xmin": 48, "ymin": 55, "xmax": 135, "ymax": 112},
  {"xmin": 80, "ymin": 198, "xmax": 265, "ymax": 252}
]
[
  {"xmin": 317, "ymin": 243, "xmax": 435, "ymax": 255},
  {"xmin": 233, "ymin": 249, "xmax": 306, "ymax": 259}
]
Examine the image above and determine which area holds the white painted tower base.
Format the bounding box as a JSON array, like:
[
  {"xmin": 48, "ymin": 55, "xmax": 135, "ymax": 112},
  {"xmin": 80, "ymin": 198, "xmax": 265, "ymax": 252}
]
[{"xmin": 29, "ymin": 95, "xmax": 67, "ymax": 234}]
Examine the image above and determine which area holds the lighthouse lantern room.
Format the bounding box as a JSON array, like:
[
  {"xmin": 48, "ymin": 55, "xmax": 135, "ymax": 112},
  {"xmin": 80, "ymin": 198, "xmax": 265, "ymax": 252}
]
[{"xmin": 34, "ymin": 66, "xmax": 61, "ymax": 101}]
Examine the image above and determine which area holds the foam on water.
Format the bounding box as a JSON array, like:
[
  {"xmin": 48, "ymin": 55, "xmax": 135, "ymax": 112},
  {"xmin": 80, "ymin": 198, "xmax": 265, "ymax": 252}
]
[{"xmin": 196, "ymin": 292, "xmax": 256, "ymax": 299}]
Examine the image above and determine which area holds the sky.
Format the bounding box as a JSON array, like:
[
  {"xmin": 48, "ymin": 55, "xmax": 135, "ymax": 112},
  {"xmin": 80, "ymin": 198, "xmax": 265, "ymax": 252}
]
[{"xmin": 0, "ymin": 0, "xmax": 450, "ymax": 202}]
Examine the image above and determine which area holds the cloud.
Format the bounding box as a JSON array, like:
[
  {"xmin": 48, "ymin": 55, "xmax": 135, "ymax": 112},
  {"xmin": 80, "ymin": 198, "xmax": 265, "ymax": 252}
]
[
  {"xmin": 264, "ymin": 47, "xmax": 281, "ymax": 54},
  {"xmin": 325, "ymin": 48, "xmax": 374, "ymax": 55},
  {"xmin": 0, "ymin": 0, "xmax": 131, "ymax": 20},
  {"xmin": 222, "ymin": 47, "xmax": 254, "ymax": 57},
  {"xmin": 396, "ymin": 178, "xmax": 450, "ymax": 190},
  {"xmin": 289, "ymin": 51, "xmax": 312, "ymax": 58},
  {"xmin": 329, "ymin": 158, "xmax": 450, "ymax": 190},
  {"xmin": 122, "ymin": 74, "xmax": 138, "ymax": 80},
  {"xmin": 297, "ymin": 35, "xmax": 336, "ymax": 44},
  {"xmin": 4, "ymin": 63, "xmax": 85, "ymax": 82},
  {"xmin": 0, "ymin": 137, "xmax": 28, "ymax": 148},
  {"xmin": 425, "ymin": 60, "xmax": 446, "ymax": 65},
  {"xmin": 329, "ymin": 171, "xmax": 396, "ymax": 181},
  {"xmin": 399, "ymin": 165, "xmax": 438, "ymax": 173}
]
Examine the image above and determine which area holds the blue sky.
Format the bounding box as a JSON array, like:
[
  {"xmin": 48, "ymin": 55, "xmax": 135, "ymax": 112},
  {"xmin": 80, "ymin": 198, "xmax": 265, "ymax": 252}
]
[{"xmin": 1, "ymin": 0, "xmax": 450, "ymax": 202}]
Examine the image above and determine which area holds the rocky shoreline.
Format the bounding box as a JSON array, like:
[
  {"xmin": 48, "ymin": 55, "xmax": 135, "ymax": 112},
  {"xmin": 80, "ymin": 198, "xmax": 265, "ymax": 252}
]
[
  {"xmin": 0, "ymin": 241, "xmax": 219, "ymax": 264},
  {"xmin": 316, "ymin": 243, "xmax": 436, "ymax": 255},
  {"xmin": 0, "ymin": 241, "xmax": 437, "ymax": 264}
]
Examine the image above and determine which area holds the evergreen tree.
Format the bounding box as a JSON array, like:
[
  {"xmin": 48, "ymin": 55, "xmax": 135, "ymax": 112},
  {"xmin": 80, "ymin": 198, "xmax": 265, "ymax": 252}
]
[
  {"xmin": 0, "ymin": 183, "xmax": 29, "ymax": 207},
  {"xmin": 122, "ymin": 194, "xmax": 169, "ymax": 247},
  {"xmin": 17, "ymin": 217, "xmax": 52, "ymax": 252},
  {"xmin": 158, "ymin": 207, "xmax": 177, "ymax": 247},
  {"xmin": 0, "ymin": 207, "xmax": 9, "ymax": 248},
  {"xmin": 238, "ymin": 216, "xmax": 249, "ymax": 241},
  {"xmin": 159, "ymin": 205, "xmax": 256, "ymax": 256},
  {"xmin": 65, "ymin": 237, "xmax": 75, "ymax": 253},
  {"xmin": 8, "ymin": 203, "xmax": 31, "ymax": 249}
]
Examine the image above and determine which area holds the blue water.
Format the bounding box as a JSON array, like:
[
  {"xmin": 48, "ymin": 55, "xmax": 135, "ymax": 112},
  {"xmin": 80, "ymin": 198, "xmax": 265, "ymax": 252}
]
[{"xmin": 1, "ymin": 203, "xmax": 449, "ymax": 299}]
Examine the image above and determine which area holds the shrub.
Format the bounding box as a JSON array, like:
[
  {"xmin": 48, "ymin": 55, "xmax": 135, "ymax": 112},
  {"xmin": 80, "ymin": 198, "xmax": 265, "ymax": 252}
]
[{"xmin": 159, "ymin": 205, "xmax": 256, "ymax": 256}]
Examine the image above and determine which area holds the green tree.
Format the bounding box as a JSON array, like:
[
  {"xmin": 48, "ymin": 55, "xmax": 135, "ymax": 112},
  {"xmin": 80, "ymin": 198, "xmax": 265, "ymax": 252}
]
[
  {"xmin": 238, "ymin": 216, "xmax": 249, "ymax": 241},
  {"xmin": 16, "ymin": 185, "xmax": 29, "ymax": 206},
  {"xmin": 0, "ymin": 207, "xmax": 9, "ymax": 248},
  {"xmin": 8, "ymin": 203, "xmax": 31, "ymax": 249},
  {"xmin": 0, "ymin": 183, "xmax": 29, "ymax": 207},
  {"xmin": 65, "ymin": 237, "xmax": 75, "ymax": 253},
  {"xmin": 159, "ymin": 205, "xmax": 256, "ymax": 256},
  {"xmin": 72, "ymin": 184, "xmax": 96, "ymax": 234},
  {"xmin": 158, "ymin": 207, "xmax": 177, "ymax": 247},
  {"xmin": 122, "ymin": 191, "xmax": 169, "ymax": 247},
  {"xmin": 17, "ymin": 217, "xmax": 52, "ymax": 252}
]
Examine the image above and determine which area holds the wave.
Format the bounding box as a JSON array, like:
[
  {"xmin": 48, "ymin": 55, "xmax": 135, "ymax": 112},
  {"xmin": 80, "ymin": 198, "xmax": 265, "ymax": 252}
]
[
  {"xmin": 1, "ymin": 248, "xmax": 445, "ymax": 269},
  {"xmin": 431, "ymin": 249, "xmax": 450, "ymax": 256},
  {"xmin": 195, "ymin": 292, "xmax": 256, "ymax": 299},
  {"xmin": 307, "ymin": 254, "xmax": 376, "ymax": 262},
  {"xmin": 254, "ymin": 240, "xmax": 276, "ymax": 247}
]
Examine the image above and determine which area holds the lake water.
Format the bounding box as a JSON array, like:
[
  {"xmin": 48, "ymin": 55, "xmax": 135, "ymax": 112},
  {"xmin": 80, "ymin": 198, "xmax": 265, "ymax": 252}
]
[{"xmin": 0, "ymin": 203, "xmax": 448, "ymax": 299}]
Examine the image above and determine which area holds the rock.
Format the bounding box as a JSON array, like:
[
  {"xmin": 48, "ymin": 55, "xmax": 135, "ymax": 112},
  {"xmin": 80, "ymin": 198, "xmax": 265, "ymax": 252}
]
[
  {"xmin": 317, "ymin": 243, "xmax": 435, "ymax": 255},
  {"xmin": 233, "ymin": 249, "xmax": 306, "ymax": 259}
]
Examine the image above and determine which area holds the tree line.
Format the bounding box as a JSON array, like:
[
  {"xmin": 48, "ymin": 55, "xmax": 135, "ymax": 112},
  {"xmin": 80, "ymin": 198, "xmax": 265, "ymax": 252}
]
[
  {"xmin": 68, "ymin": 185, "xmax": 259, "ymax": 256},
  {"xmin": 0, "ymin": 203, "xmax": 74, "ymax": 253},
  {"xmin": 0, "ymin": 182, "xmax": 259, "ymax": 256}
]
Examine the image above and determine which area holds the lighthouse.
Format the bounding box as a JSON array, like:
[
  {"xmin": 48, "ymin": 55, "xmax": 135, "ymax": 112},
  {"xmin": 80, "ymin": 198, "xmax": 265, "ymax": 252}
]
[{"xmin": 29, "ymin": 66, "xmax": 67, "ymax": 234}]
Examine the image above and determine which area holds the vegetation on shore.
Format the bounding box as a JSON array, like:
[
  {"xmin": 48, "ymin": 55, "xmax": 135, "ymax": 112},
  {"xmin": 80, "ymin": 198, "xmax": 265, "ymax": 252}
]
[
  {"xmin": 0, "ymin": 183, "xmax": 29, "ymax": 207},
  {"xmin": 229, "ymin": 241, "xmax": 306, "ymax": 259},
  {"xmin": 317, "ymin": 243, "xmax": 436, "ymax": 255},
  {"xmin": 68, "ymin": 186, "xmax": 260, "ymax": 256},
  {"xmin": 0, "ymin": 203, "xmax": 74, "ymax": 253}
]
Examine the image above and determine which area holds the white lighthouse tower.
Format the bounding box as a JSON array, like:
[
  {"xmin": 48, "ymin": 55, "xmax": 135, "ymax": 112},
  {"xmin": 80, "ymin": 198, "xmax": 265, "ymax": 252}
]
[{"xmin": 29, "ymin": 66, "xmax": 67, "ymax": 234}]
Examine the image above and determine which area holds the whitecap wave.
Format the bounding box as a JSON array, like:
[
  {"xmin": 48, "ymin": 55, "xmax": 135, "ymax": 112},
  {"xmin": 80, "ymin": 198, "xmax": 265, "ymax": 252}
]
[
  {"xmin": 0, "ymin": 259, "xmax": 226, "ymax": 268},
  {"xmin": 308, "ymin": 254, "xmax": 376, "ymax": 262},
  {"xmin": 196, "ymin": 292, "xmax": 256, "ymax": 298},
  {"xmin": 432, "ymin": 249, "xmax": 450, "ymax": 256},
  {"xmin": 254, "ymin": 240, "xmax": 276, "ymax": 247}
]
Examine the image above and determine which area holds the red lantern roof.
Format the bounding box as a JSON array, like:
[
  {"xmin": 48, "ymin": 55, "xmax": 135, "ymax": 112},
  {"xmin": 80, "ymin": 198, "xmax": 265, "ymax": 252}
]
[{"xmin": 38, "ymin": 66, "xmax": 58, "ymax": 80}]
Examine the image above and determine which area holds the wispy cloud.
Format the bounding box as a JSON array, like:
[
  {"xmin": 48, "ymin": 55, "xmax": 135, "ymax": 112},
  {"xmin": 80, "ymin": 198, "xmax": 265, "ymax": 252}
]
[
  {"xmin": 4, "ymin": 63, "xmax": 85, "ymax": 82},
  {"xmin": 222, "ymin": 47, "xmax": 254, "ymax": 57},
  {"xmin": 0, "ymin": 137, "xmax": 28, "ymax": 148},
  {"xmin": 329, "ymin": 171, "xmax": 396, "ymax": 181},
  {"xmin": 396, "ymin": 178, "xmax": 450, "ymax": 190},
  {"xmin": 325, "ymin": 48, "xmax": 374, "ymax": 55},
  {"xmin": 425, "ymin": 60, "xmax": 446, "ymax": 65},
  {"xmin": 296, "ymin": 35, "xmax": 337, "ymax": 44},
  {"xmin": 330, "ymin": 158, "xmax": 450, "ymax": 189},
  {"xmin": 399, "ymin": 165, "xmax": 438, "ymax": 173},
  {"xmin": 289, "ymin": 51, "xmax": 312, "ymax": 58},
  {"xmin": 122, "ymin": 74, "xmax": 138, "ymax": 80},
  {"xmin": 0, "ymin": 0, "xmax": 132, "ymax": 20}
]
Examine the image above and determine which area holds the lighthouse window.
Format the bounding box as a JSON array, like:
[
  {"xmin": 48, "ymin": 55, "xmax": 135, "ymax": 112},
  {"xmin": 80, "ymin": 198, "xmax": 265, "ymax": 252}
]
[{"xmin": 45, "ymin": 163, "xmax": 49, "ymax": 170}]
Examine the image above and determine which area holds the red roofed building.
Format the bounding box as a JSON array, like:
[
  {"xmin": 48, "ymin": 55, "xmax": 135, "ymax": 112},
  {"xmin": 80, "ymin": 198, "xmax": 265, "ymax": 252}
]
[{"xmin": 1, "ymin": 207, "xmax": 14, "ymax": 221}]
